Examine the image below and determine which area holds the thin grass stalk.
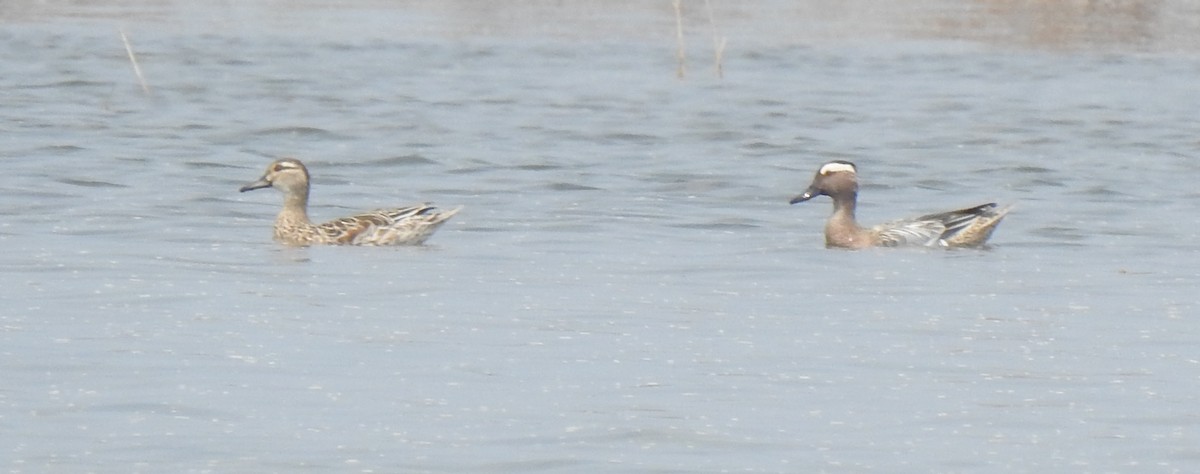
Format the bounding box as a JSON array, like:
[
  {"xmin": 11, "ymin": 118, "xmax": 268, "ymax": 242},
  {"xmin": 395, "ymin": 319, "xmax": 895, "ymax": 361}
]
[
  {"xmin": 672, "ymin": 0, "xmax": 686, "ymax": 79},
  {"xmin": 703, "ymin": 0, "xmax": 727, "ymax": 78},
  {"xmin": 119, "ymin": 27, "xmax": 151, "ymax": 95}
]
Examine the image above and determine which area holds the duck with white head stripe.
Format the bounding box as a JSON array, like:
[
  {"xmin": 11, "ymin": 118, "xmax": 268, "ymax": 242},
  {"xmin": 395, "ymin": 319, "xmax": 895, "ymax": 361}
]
[{"xmin": 789, "ymin": 160, "xmax": 1011, "ymax": 249}]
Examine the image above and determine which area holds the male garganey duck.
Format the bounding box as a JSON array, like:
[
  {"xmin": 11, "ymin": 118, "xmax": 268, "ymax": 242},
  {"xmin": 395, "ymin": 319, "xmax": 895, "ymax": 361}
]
[
  {"xmin": 239, "ymin": 158, "xmax": 460, "ymax": 246},
  {"xmin": 789, "ymin": 160, "xmax": 1010, "ymax": 249}
]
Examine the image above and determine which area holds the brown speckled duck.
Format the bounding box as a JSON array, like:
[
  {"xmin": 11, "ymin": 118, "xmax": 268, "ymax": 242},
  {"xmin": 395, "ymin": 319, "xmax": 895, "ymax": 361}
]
[
  {"xmin": 789, "ymin": 160, "xmax": 1011, "ymax": 249},
  {"xmin": 239, "ymin": 158, "xmax": 460, "ymax": 246}
]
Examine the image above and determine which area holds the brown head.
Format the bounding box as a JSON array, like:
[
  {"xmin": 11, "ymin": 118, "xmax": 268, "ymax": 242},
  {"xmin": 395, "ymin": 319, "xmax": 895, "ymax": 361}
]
[
  {"xmin": 789, "ymin": 160, "xmax": 859, "ymax": 204},
  {"xmin": 239, "ymin": 158, "xmax": 311, "ymax": 198}
]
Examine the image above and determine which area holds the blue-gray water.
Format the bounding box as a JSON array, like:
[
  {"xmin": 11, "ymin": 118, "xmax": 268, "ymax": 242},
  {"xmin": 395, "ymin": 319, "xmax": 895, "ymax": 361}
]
[{"xmin": 2, "ymin": 1, "xmax": 1198, "ymax": 472}]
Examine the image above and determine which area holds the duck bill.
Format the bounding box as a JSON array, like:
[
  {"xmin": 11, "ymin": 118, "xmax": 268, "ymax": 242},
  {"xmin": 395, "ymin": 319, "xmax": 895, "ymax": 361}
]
[
  {"xmin": 788, "ymin": 185, "xmax": 820, "ymax": 204},
  {"xmin": 239, "ymin": 176, "xmax": 272, "ymax": 193}
]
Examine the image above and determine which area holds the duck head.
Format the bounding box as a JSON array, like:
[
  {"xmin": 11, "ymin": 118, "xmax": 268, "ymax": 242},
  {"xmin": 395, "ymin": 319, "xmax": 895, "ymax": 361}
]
[
  {"xmin": 240, "ymin": 158, "xmax": 311, "ymax": 195},
  {"xmin": 789, "ymin": 160, "xmax": 858, "ymax": 204}
]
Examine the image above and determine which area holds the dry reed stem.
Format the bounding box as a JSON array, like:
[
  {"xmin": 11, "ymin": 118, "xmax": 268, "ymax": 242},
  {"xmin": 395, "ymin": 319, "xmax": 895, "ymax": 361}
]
[
  {"xmin": 672, "ymin": 0, "xmax": 686, "ymax": 79},
  {"xmin": 714, "ymin": 37, "xmax": 727, "ymax": 78},
  {"xmin": 703, "ymin": 0, "xmax": 727, "ymax": 78},
  {"xmin": 119, "ymin": 27, "xmax": 151, "ymax": 95}
]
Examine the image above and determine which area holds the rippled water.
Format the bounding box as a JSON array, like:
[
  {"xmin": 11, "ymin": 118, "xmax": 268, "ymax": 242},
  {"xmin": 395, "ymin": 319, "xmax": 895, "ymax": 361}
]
[{"xmin": 2, "ymin": 1, "xmax": 1199, "ymax": 472}]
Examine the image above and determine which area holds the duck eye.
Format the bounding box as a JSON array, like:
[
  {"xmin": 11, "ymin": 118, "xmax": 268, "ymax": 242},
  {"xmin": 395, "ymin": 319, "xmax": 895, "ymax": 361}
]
[{"xmin": 272, "ymin": 164, "xmax": 285, "ymax": 172}]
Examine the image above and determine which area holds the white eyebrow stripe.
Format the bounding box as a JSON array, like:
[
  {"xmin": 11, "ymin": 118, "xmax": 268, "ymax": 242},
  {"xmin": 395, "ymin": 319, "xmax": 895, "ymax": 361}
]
[{"xmin": 819, "ymin": 162, "xmax": 856, "ymax": 175}]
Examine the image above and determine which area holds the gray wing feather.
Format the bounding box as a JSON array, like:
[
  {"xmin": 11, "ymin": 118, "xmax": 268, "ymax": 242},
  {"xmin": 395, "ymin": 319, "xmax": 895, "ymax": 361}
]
[{"xmin": 873, "ymin": 219, "xmax": 946, "ymax": 247}]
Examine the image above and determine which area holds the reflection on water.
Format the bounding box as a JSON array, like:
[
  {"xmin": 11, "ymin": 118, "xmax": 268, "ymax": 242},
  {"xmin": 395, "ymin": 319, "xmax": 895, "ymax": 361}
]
[
  {"xmin": 943, "ymin": 0, "xmax": 1185, "ymax": 51},
  {"xmin": 2, "ymin": 0, "xmax": 1198, "ymax": 52}
]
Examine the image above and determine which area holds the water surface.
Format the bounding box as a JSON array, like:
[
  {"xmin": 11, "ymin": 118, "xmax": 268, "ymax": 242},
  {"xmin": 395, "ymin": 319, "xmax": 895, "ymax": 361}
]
[{"xmin": 2, "ymin": 1, "xmax": 1198, "ymax": 472}]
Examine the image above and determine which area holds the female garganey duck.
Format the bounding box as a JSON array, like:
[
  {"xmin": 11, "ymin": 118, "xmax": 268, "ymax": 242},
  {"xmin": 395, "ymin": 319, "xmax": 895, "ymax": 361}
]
[
  {"xmin": 239, "ymin": 158, "xmax": 460, "ymax": 246},
  {"xmin": 789, "ymin": 160, "xmax": 1010, "ymax": 249}
]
